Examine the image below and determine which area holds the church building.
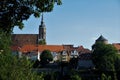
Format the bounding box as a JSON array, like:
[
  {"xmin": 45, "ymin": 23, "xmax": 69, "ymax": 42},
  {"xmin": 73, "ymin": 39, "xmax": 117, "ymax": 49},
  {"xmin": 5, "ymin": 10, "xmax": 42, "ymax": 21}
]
[{"xmin": 12, "ymin": 14, "xmax": 46, "ymax": 47}]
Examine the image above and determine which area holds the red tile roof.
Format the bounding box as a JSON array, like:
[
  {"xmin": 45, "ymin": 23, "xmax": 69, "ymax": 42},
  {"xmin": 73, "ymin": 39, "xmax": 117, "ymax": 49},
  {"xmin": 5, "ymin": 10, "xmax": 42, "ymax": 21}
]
[
  {"xmin": 12, "ymin": 34, "xmax": 38, "ymax": 46},
  {"xmin": 112, "ymin": 43, "xmax": 120, "ymax": 50},
  {"xmin": 12, "ymin": 45, "xmax": 64, "ymax": 53},
  {"xmin": 72, "ymin": 46, "xmax": 91, "ymax": 54},
  {"xmin": 38, "ymin": 45, "xmax": 64, "ymax": 52},
  {"xmin": 20, "ymin": 45, "xmax": 37, "ymax": 52},
  {"xmin": 11, "ymin": 44, "xmax": 91, "ymax": 55}
]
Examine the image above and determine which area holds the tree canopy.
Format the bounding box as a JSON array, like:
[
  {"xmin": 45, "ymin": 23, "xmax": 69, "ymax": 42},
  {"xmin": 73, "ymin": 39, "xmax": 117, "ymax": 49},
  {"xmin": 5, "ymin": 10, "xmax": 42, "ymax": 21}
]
[
  {"xmin": 92, "ymin": 42, "xmax": 118, "ymax": 71},
  {"xmin": 40, "ymin": 50, "xmax": 53, "ymax": 65},
  {"xmin": 0, "ymin": 30, "xmax": 11, "ymax": 53},
  {"xmin": 0, "ymin": 53, "xmax": 44, "ymax": 80},
  {"xmin": 92, "ymin": 42, "xmax": 119, "ymax": 80},
  {"xmin": 0, "ymin": 0, "xmax": 62, "ymax": 33}
]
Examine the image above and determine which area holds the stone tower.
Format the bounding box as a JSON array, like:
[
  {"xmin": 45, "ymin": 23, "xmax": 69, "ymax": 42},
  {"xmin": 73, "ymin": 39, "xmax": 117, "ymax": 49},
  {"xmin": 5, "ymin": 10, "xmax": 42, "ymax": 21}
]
[{"xmin": 38, "ymin": 14, "xmax": 46, "ymax": 44}]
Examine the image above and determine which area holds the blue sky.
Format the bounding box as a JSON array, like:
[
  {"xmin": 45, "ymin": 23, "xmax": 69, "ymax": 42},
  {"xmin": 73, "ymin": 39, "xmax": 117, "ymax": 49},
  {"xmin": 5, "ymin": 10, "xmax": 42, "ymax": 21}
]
[{"xmin": 13, "ymin": 0, "xmax": 120, "ymax": 49}]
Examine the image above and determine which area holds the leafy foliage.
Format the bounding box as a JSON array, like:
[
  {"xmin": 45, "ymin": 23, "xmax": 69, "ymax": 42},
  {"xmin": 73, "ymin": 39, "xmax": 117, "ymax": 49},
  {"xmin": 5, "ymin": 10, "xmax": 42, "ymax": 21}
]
[
  {"xmin": 0, "ymin": 53, "xmax": 44, "ymax": 80},
  {"xmin": 0, "ymin": 0, "xmax": 62, "ymax": 33},
  {"xmin": 92, "ymin": 42, "xmax": 119, "ymax": 80},
  {"xmin": 69, "ymin": 70, "xmax": 81, "ymax": 80},
  {"xmin": 0, "ymin": 29, "xmax": 43, "ymax": 79},
  {"xmin": 40, "ymin": 50, "xmax": 53, "ymax": 65},
  {"xmin": 38, "ymin": 39, "xmax": 46, "ymax": 45},
  {"xmin": 92, "ymin": 42, "xmax": 118, "ymax": 71},
  {"xmin": 71, "ymin": 75, "xmax": 81, "ymax": 80},
  {"xmin": 101, "ymin": 73, "xmax": 112, "ymax": 80},
  {"xmin": 0, "ymin": 30, "xmax": 11, "ymax": 54}
]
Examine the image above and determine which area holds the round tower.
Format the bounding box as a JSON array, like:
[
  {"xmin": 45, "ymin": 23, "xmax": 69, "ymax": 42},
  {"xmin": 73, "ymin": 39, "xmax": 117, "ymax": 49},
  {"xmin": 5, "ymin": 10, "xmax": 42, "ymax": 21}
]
[{"xmin": 95, "ymin": 35, "xmax": 108, "ymax": 44}]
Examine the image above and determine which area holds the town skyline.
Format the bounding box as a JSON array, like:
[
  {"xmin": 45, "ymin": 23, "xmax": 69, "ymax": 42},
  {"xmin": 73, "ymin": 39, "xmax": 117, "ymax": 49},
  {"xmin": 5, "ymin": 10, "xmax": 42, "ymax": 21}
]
[{"xmin": 13, "ymin": 0, "xmax": 120, "ymax": 49}]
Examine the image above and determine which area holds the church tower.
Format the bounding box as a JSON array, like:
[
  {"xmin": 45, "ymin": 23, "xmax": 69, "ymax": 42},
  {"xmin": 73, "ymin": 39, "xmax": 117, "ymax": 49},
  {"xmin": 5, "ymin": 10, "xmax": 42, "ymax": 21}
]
[{"xmin": 38, "ymin": 14, "xmax": 46, "ymax": 44}]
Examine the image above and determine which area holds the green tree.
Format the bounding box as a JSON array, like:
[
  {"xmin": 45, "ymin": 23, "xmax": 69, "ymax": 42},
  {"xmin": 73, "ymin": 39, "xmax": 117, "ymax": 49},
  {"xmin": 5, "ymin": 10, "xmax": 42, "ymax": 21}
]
[
  {"xmin": 69, "ymin": 70, "xmax": 81, "ymax": 80},
  {"xmin": 114, "ymin": 54, "xmax": 120, "ymax": 80},
  {"xmin": 92, "ymin": 42, "xmax": 118, "ymax": 71},
  {"xmin": 71, "ymin": 75, "xmax": 81, "ymax": 80},
  {"xmin": 0, "ymin": 30, "xmax": 11, "ymax": 54},
  {"xmin": 0, "ymin": 0, "xmax": 62, "ymax": 33},
  {"xmin": 40, "ymin": 50, "xmax": 53, "ymax": 65},
  {"xmin": 39, "ymin": 39, "xmax": 46, "ymax": 45},
  {"xmin": 92, "ymin": 42, "xmax": 118, "ymax": 80},
  {"xmin": 114, "ymin": 54, "xmax": 120, "ymax": 71},
  {"xmin": 101, "ymin": 73, "xmax": 112, "ymax": 80},
  {"xmin": 0, "ymin": 53, "xmax": 44, "ymax": 80}
]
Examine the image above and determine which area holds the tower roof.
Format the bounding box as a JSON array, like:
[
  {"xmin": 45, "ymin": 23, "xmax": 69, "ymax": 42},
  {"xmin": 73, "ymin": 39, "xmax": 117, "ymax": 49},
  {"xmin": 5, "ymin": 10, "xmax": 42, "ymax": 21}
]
[
  {"xmin": 40, "ymin": 13, "xmax": 45, "ymax": 27},
  {"xmin": 96, "ymin": 35, "xmax": 108, "ymax": 41}
]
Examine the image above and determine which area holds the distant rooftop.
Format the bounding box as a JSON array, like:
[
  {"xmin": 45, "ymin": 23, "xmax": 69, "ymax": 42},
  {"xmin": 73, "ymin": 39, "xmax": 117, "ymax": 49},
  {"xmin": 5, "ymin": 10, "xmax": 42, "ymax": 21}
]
[{"xmin": 112, "ymin": 43, "xmax": 120, "ymax": 51}]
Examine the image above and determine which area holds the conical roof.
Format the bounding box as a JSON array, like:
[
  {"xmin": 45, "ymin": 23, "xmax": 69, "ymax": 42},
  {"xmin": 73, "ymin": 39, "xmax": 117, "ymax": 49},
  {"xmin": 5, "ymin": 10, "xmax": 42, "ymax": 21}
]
[{"xmin": 96, "ymin": 35, "xmax": 108, "ymax": 41}]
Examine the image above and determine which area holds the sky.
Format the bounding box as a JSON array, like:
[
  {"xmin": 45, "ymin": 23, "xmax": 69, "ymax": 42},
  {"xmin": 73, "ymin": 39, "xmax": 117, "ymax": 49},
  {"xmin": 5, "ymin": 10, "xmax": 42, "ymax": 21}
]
[{"xmin": 13, "ymin": 0, "xmax": 120, "ymax": 50}]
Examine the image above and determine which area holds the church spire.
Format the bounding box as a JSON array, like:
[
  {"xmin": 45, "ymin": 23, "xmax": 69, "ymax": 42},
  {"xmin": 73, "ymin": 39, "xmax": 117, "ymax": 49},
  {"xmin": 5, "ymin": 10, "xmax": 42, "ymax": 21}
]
[
  {"xmin": 41, "ymin": 13, "xmax": 44, "ymax": 24},
  {"xmin": 38, "ymin": 13, "xmax": 46, "ymax": 44},
  {"xmin": 40, "ymin": 13, "xmax": 45, "ymax": 27}
]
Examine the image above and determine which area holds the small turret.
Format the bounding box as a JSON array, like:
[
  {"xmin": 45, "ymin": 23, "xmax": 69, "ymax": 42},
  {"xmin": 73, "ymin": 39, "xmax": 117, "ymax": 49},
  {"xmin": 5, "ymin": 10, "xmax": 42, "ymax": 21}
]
[{"xmin": 95, "ymin": 35, "xmax": 108, "ymax": 44}]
